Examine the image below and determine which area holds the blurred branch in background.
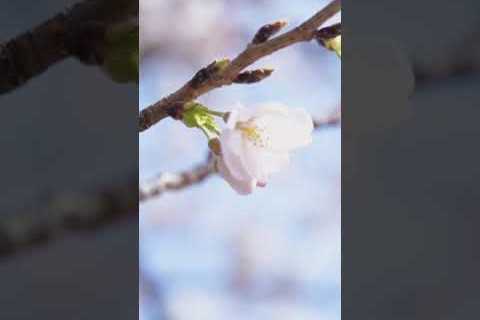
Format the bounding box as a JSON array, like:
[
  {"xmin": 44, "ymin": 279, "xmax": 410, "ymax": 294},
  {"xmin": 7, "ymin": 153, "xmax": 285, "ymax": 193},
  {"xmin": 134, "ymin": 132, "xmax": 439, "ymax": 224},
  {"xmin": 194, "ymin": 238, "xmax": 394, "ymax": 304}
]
[
  {"xmin": 138, "ymin": 0, "xmax": 341, "ymax": 132},
  {"xmin": 414, "ymin": 26, "xmax": 480, "ymax": 84},
  {"xmin": 313, "ymin": 110, "xmax": 342, "ymax": 129},
  {"xmin": 0, "ymin": 175, "xmax": 137, "ymax": 260},
  {"xmin": 139, "ymin": 153, "xmax": 215, "ymax": 202},
  {"xmin": 139, "ymin": 112, "xmax": 341, "ymax": 203},
  {"xmin": 0, "ymin": 0, "xmax": 137, "ymax": 94}
]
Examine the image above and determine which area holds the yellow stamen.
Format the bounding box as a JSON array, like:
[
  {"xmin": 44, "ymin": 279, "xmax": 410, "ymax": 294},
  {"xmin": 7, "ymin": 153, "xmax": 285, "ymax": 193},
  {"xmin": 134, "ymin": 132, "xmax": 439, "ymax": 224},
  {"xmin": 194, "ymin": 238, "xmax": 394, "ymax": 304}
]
[{"xmin": 236, "ymin": 121, "xmax": 269, "ymax": 148}]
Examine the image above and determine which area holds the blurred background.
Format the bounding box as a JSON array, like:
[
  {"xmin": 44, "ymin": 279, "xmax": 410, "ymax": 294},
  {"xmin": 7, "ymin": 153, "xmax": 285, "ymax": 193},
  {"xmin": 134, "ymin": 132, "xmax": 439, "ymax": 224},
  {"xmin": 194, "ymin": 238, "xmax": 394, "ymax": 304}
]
[{"xmin": 139, "ymin": 1, "xmax": 341, "ymax": 319}]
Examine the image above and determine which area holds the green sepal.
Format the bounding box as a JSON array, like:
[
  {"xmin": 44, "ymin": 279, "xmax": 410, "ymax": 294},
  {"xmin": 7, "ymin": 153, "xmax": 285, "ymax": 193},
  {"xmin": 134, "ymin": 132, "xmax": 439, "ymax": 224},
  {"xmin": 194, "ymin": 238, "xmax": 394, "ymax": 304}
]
[{"xmin": 182, "ymin": 102, "xmax": 221, "ymax": 139}]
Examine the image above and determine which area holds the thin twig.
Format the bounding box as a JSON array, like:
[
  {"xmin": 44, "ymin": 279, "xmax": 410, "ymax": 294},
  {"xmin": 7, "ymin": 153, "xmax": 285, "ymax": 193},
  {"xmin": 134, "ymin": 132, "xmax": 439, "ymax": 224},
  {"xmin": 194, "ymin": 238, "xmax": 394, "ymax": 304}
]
[
  {"xmin": 138, "ymin": 0, "xmax": 341, "ymax": 132},
  {"xmin": 313, "ymin": 110, "xmax": 341, "ymax": 129},
  {"xmin": 139, "ymin": 153, "xmax": 214, "ymax": 202}
]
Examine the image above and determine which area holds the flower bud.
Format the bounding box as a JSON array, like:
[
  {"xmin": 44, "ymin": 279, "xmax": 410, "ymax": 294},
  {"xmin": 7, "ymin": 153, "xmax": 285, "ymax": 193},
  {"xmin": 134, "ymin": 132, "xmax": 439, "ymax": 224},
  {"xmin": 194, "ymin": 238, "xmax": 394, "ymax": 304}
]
[
  {"xmin": 233, "ymin": 68, "xmax": 274, "ymax": 84},
  {"xmin": 252, "ymin": 20, "xmax": 288, "ymax": 45}
]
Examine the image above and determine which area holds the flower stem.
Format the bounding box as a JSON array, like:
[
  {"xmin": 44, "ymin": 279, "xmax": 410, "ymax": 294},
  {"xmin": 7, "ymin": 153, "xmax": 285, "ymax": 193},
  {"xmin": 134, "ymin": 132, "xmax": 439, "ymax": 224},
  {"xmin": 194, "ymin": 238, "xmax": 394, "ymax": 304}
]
[
  {"xmin": 205, "ymin": 109, "xmax": 227, "ymax": 118},
  {"xmin": 199, "ymin": 126, "xmax": 217, "ymax": 140}
]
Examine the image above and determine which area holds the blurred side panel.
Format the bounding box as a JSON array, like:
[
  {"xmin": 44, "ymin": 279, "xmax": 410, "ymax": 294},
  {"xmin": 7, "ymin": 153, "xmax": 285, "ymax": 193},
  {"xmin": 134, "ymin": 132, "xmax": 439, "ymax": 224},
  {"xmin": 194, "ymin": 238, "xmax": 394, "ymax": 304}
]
[
  {"xmin": 343, "ymin": 0, "xmax": 480, "ymax": 318},
  {"xmin": 0, "ymin": 1, "xmax": 138, "ymax": 319}
]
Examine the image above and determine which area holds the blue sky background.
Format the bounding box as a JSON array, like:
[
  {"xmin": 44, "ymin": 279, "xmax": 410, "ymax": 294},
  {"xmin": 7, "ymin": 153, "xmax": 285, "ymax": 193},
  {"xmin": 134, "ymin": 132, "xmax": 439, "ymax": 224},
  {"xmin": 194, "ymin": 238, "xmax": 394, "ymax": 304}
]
[{"xmin": 140, "ymin": 1, "xmax": 340, "ymax": 319}]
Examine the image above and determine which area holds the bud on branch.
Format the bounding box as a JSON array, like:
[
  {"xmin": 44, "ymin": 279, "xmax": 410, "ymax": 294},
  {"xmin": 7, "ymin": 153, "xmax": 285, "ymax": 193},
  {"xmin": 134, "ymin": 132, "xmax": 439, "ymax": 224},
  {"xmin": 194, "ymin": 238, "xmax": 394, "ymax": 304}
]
[
  {"xmin": 190, "ymin": 58, "xmax": 230, "ymax": 89},
  {"xmin": 251, "ymin": 20, "xmax": 288, "ymax": 45},
  {"xmin": 233, "ymin": 68, "xmax": 274, "ymax": 84},
  {"xmin": 314, "ymin": 23, "xmax": 341, "ymax": 44},
  {"xmin": 315, "ymin": 23, "xmax": 341, "ymax": 57}
]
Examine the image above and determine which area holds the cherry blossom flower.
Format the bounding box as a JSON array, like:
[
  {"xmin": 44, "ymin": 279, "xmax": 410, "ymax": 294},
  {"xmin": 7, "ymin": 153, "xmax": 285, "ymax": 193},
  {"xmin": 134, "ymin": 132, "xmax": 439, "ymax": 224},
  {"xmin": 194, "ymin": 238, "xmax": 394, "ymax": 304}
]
[{"xmin": 216, "ymin": 103, "xmax": 313, "ymax": 194}]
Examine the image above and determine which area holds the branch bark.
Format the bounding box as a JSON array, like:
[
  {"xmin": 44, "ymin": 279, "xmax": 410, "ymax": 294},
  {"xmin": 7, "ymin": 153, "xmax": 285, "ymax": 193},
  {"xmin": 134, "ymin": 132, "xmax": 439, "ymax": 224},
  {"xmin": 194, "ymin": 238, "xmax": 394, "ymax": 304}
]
[
  {"xmin": 0, "ymin": 0, "xmax": 137, "ymax": 95},
  {"xmin": 138, "ymin": 0, "xmax": 341, "ymax": 132},
  {"xmin": 139, "ymin": 153, "xmax": 214, "ymax": 202}
]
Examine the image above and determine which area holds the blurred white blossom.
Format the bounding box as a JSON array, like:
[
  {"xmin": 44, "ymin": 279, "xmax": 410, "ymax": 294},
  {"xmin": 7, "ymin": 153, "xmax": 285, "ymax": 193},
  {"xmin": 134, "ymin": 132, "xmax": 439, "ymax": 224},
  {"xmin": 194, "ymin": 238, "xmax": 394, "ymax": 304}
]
[{"xmin": 140, "ymin": 0, "xmax": 233, "ymax": 61}]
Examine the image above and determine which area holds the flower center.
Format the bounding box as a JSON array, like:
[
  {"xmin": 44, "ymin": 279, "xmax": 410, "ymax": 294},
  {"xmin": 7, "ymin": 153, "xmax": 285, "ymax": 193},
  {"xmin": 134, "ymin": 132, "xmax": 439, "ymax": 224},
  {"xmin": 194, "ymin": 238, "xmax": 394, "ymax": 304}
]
[{"xmin": 236, "ymin": 121, "xmax": 270, "ymax": 148}]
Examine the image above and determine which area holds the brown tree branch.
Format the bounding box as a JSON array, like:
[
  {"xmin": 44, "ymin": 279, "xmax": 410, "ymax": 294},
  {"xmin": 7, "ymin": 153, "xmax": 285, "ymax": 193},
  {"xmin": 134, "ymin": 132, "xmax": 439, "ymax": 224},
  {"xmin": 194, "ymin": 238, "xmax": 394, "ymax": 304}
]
[
  {"xmin": 0, "ymin": 0, "xmax": 137, "ymax": 95},
  {"xmin": 138, "ymin": 0, "xmax": 341, "ymax": 132},
  {"xmin": 139, "ymin": 112, "xmax": 341, "ymax": 202}
]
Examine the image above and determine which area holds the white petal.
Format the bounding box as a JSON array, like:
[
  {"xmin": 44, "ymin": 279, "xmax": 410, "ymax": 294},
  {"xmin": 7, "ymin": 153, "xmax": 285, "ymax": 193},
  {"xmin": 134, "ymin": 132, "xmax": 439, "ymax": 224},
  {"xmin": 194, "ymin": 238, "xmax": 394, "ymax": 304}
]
[
  {"xmin": 253, "ymin": 107, "xmax": 313, "ymax": 152},
  {"xmin": 216, "ymin": 156, "xmax": 256, "ymax": 195},
  {"xmin": 254, "ymin": 103, "xmax": 289, "ymax": 117},
  {"xmin": 225, "ymin": 109, "xmax": 239, "ymax": 129},
  {"xmin": 219, "ymin": 129, "xmax": 251, "ymax": 181},
  {"xmin": 225, "ymin": 104, "xmax": 252, "ymax": 129},
  {"xmin": 242, "ymin": 141, "xmax": 290, "ymax": 182}
]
